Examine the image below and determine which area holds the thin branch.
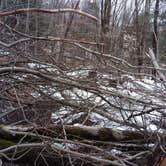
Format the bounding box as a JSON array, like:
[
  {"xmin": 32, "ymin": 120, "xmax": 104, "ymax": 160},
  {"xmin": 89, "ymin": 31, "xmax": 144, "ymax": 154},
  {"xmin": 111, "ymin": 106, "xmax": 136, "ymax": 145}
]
[
  {"xmin": 0, "ymin": 38, "xmax": 30, "ymax": 48},
  {"xmin": 0, "ymin": 21, "xmax": 103, "ymax": 46}
]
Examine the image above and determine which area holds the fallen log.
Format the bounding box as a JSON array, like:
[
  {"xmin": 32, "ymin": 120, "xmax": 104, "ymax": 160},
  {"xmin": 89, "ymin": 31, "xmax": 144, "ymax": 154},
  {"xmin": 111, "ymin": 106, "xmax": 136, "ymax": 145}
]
[
  {"xmin": 0, "ymin": 124, "xmax": 164, "ymax": 166},
  {"xmin": 0, "ymin": 124, "xmax": 146, "ymax": 142}
]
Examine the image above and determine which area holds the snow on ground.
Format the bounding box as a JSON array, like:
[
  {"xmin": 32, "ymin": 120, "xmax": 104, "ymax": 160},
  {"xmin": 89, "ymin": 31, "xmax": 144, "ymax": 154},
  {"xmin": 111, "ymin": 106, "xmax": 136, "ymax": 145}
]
[
  {"xmin": 28, "ymin": 63, "xmax": 60, "ymax": 73},
  {"xmin": 26, "ymin": 66, "xmax": 165, "ymax": 131},
  {"xmin": 56, "ymin": 74, "xmax": 164, "ymax": 130},
  {"xmin": 66, "ymin": 69, "xmax": 89, "ymax": 77},
  {"xmin": 0, "ymin": 49, "xmax": 10, "ymax": 56}
]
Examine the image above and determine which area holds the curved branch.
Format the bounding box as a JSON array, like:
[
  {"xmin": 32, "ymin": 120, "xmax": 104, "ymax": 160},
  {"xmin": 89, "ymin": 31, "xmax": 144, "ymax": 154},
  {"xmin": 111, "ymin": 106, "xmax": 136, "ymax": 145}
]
[{"xmin": 0, "ymin": 8, "xmax": 98, "ymax": 22}]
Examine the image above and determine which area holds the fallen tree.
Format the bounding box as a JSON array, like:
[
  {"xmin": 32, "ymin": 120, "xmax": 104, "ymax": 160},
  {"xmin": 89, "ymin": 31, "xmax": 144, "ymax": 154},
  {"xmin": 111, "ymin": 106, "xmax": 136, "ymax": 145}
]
[
  {"xmin": 0, "ymin": 124, "xmax": 148, "ymax": 142},
  {"xmin": 0, "ymin": 124, "xmax": 161, "ymax": 166}
]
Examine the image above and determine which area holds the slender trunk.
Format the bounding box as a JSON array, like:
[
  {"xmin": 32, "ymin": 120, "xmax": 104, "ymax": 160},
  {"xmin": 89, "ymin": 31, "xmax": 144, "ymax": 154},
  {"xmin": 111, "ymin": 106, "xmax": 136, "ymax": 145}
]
[
  {"xmin": 58, "ymin": 0, "xmax": 80, "ymax": 68},
  {"xmin": 135, "ymin": 0, "xmax": 142, "ymax": 74},
  {"xmin": 152, "ymin": 0, "xmax": 159, "ymax": 76},
  {"xmin": 140, "ymin": 0, "xmax": 150, "ymax": 73},
  {"xmin": 100, "ymin": 0, "xmax": 111, "ymax": 54},
  {"xmin": 25, "ymin": 0, "xmax": 30, "ymax": 34}
]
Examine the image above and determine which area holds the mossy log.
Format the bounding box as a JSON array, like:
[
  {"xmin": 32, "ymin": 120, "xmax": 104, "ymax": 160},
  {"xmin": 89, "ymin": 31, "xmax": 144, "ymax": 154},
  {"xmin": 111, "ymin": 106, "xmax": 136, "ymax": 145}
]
[
  {"xmin": 46, "ymin": 125, "xmax": 146, "ymax": 141},
  {"xmin": 0, "ymin": 124, "xmax": 149, "ymax": 143},
  {"xmin": 0, "ymin": 138, "xmax": 15, "ymax": 147},
  {"xmin": 0, "ymin": 124, "xmax": 163, "ymax": 166}
]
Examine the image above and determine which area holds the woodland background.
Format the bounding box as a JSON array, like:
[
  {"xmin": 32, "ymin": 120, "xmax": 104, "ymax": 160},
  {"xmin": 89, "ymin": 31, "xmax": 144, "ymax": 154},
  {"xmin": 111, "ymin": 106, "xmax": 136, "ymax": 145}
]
[{"xmin": 0, "ymin": 0, "xmax": 166, "ymax": 166}]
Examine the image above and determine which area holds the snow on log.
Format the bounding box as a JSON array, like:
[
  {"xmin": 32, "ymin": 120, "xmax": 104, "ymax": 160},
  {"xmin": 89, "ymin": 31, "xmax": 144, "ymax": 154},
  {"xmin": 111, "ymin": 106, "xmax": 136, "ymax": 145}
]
[{"xmin": 0, "ymin": 124, "xmax": 149, "ymax": 142}]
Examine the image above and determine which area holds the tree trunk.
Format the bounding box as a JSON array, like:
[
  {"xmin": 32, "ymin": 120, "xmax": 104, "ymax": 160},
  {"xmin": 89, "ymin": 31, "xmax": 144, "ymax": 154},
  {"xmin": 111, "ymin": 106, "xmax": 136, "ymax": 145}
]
[
  {"xmin": 152, "ymin": 0, "xmax": 159, "ymax": 76},
  {"xmin": 100, "ymin": 0, "xmax": 111, "ymax": 54},
  {"xmin": 140, "ymin": 0, "xmax": 150, "ymax": 73},
  {"xmin": 135, "ymin": 0, "xmax": 142, "ymax": 74}
]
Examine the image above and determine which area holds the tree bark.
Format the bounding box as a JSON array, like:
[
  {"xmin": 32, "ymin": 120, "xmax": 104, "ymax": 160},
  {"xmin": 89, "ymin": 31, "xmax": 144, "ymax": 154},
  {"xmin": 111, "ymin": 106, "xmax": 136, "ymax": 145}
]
[{"xmin": 152, "ymin": 0, "xmax": 160, "ymax": 76}]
